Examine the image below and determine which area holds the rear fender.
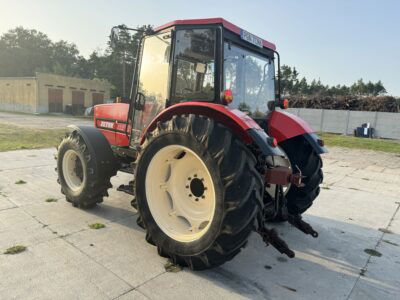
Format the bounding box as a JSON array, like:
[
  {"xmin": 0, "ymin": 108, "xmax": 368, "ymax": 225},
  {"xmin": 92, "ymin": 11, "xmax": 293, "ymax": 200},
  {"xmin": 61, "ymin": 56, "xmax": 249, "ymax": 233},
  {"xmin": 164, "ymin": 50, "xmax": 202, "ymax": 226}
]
[
  {"xmin": 268, "ymin": 110, "xmax": 327, "ymax": 154},
  {"xmin": 142, "ymin": 102, "xmax": 283, "ymax": 156}
]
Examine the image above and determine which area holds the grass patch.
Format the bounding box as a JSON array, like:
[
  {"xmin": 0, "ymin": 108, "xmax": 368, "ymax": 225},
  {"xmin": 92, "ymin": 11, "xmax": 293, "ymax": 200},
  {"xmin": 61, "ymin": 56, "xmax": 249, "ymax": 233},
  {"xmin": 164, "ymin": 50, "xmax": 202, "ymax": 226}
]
[
  {"xmin": 45, "ymin": 198, "xmax": 58, "ymax": 203},
  {"xmin": 164, "ymin": 260, "xmax": 183, "ymax": 272},
  {"xmin": 378, "ymin": 228, "xmax": 393, "ymax": 234},
  {"xmin": 0, "ymin": 123, "xmax": 65, "ymax": 152},
  {"xmin": 15, "ymin": 180, "xmax": 26, "ymax": 184},
  {"xmin": 383, "ymin": 240, "xmax": 399, "ymax": 246},
  {"xmin": 364, "ymin": 248, "xmax": 382, "ymax": 257},
  {"xmin": 4, "ymin": 245, "xmax": 27, "ymax": 255},
  {"xmin": 319, "ymin": 133, "xmax": 400, "ymax": 153},
  {"xmin": 88, "ymin": 223, "xmax": 105, "ymax": 230}
]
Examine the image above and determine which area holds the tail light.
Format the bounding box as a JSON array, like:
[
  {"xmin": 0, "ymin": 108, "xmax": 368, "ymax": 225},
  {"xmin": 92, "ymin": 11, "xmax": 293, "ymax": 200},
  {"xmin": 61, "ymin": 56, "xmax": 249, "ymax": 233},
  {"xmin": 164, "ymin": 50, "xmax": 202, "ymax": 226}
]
[
  {"xmin": 280, "ymin": 99, "xmax": 289, "ymax": 109},
  {"xmin": 268, "ymin": 137, "xmax": 278, "ymax": 147},
  {"xmin": 221, "ymin": 89, "xmax": 233, "ymax": 105}
]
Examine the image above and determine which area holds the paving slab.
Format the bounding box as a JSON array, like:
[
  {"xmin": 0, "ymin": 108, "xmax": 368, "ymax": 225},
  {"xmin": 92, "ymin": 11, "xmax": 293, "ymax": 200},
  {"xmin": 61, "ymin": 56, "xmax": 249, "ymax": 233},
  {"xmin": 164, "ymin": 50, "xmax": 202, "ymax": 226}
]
[
  {"xmin": 0, "ymin": 194, "xmax": 15, "ymax": 210},
  {"xmin": 65, "ymin": 218, "xmax": 166, "ymax": 288},
  {"xmin": 0, "ymin": 238, "xmax": 132, "ymax": 300},
  {"xmin": 348, "ymin": 206, "xmax": 400, "ymax": 300},
  {"xmin": 0, "ymin": 146, "xmax": 399, "ymax": 299}
]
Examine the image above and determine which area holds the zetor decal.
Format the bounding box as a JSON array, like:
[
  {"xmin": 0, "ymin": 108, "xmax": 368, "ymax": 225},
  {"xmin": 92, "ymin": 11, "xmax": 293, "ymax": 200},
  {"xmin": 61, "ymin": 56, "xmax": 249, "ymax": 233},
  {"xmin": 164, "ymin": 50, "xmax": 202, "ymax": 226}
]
[{"xmin": 98, "ymin": 120, "xmax": 114, "ymax": 129}]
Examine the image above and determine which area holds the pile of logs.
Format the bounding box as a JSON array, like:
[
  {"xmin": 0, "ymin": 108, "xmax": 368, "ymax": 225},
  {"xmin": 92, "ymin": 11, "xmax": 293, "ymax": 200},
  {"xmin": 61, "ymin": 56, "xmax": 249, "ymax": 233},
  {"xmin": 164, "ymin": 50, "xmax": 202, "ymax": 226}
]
[{"xmin": 288, "ymin": 96, "xmax": 400, "ymax": 112}]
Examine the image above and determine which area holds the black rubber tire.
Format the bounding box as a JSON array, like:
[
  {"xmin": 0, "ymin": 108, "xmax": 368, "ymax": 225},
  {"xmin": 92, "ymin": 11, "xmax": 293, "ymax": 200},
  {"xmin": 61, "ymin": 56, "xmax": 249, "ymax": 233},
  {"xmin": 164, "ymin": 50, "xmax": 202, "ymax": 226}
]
[
  {"xmin": 57, "ymin": 130, "xmax": 116, "ymax": 208},
  {"xmin": 135, "ymin": 114, "xmax": 263, "ymax": 270},
  {"xmin": 279, "ymin": 135, "xmax": 323, "ymax": 216}
]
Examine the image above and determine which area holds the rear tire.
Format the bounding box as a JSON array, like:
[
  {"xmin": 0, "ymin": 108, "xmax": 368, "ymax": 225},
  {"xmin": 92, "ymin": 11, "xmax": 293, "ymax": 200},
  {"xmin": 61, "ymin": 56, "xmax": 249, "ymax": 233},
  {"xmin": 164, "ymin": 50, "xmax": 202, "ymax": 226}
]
[
  {"xmin": 57, "ymin": 130, "xmax": 117, "ymax": 208},
  {"xmin": 135, "ymin": 115, "xmax": 263, "ymax": 270},
  {"xmin": 280, "ymin": 135, "xmax": 323, "ymax": 215}
]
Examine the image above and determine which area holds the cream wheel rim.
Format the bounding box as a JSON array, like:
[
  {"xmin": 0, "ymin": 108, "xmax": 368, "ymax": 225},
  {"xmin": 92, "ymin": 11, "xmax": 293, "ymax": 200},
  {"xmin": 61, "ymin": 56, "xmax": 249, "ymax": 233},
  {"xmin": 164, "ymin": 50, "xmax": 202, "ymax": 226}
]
[
  {"xmin": 145, "ymin": 145, "xmax": 216, "ymax": 243},
  {"xmin": 62, "ymin": 149, "xmax": 86, "ymax": 192}
]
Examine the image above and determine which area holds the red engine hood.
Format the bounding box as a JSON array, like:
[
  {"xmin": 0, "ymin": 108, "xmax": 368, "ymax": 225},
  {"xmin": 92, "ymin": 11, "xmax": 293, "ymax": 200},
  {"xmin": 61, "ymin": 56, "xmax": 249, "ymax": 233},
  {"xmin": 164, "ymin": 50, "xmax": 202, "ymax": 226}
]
[{"xmin": 93, "ymin": 103, "xmax": 129, "ymax": 122}]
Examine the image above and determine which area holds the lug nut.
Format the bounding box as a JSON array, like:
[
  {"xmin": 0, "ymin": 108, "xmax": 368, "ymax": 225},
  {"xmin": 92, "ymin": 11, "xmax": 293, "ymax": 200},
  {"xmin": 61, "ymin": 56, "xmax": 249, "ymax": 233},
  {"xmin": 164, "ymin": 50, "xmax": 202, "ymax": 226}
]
[
  {"xmin": 201, "ymin": 196, "xmax": 205, "ymax": 199},
  {"xmin": 189, "ymin": 194, "xmax": 192, "ymax": 197},
  {"xmin": 188, "ymin": 177, "xmax": 191, "ymax": 180},
  {"xmin": 195, "ymin": 198, "xmax": 199, "ymax": 201},
  {"xmin": 186, "ymin": 185, "xmax": 189, "ymax": 188},
  {"xmin": 194, "ymin": 174, "xmax": 197, "ymax": 177}
]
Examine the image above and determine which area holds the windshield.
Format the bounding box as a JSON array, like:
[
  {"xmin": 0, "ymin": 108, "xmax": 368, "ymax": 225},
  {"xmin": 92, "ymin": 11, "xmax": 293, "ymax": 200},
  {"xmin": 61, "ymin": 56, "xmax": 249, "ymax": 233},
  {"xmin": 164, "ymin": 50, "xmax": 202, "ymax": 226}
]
[{"xmin": 224, "ymin": 42, "xmax": 275, "ymax": 118}]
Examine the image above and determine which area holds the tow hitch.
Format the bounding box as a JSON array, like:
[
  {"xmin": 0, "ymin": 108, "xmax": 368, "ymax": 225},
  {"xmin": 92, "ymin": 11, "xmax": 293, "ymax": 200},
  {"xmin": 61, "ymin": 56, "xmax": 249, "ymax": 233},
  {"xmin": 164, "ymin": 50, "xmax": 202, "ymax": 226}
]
[
  {"xmin": 256, "ymin": 167, "xmax": 318, "ymax": 257},
  {"xmin": 264, "ymin": 166, "xmax": 305, "ymax": 187}
]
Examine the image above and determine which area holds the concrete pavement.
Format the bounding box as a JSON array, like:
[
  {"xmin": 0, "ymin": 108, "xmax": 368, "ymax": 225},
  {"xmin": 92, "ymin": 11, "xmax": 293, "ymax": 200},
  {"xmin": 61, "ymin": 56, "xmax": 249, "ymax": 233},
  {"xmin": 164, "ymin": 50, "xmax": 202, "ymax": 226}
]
[{"xmin": 0, "ymin": 147, "xmax": 399, "ymax": 299}]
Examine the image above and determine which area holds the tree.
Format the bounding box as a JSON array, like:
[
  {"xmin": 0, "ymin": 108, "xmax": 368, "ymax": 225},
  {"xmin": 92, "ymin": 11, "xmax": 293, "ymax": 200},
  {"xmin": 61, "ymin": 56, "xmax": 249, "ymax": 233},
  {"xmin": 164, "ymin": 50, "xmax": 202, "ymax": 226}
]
[
  {"xmin": 297, "ymin": 77, "xmax": 309, "ymax": 95},
  {"xmin": 0, "ymin": 27, "xmax": 53, "ymax": 77},
  {"xmin": 0, "ymin": 27, "xmax": 389, "ymax": 99},
  {"xmin": 373, "ymin": 80, "xmax": 386, "ymax": 96},
  {"xmin": 280, "ymin": 65, "xmax": 294, "ymax": 96},
  {"xmin": 279, "ymin": 65, "xmax": 388, "ymax": 97}
]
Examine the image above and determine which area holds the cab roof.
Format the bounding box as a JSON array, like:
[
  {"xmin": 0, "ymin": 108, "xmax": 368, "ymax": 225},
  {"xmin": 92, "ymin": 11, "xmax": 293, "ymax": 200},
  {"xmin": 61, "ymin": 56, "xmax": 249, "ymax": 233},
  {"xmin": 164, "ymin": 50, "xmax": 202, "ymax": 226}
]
[{"xmin": 154, "ymin": 18, "xmax": 276, "ymax": 51}]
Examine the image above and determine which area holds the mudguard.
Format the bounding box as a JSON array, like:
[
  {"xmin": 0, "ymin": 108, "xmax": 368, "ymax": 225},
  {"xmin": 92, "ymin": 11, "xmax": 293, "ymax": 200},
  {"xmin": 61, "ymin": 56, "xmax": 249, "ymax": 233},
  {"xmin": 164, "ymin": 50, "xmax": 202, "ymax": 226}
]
[
  {"xmin": 142, "ymin": 102, "xmax": 283, "ymax": 156},
  {"xmin": 268, "ymin": 110, "xmax": 327, "ymax": 154},
  {"xmin": 303, "ymin": 132, "xmax": 327, "ymax": 154},
  {"xmin": 66, "ymin": 125, "xmax": 117, "ymax": 176}
]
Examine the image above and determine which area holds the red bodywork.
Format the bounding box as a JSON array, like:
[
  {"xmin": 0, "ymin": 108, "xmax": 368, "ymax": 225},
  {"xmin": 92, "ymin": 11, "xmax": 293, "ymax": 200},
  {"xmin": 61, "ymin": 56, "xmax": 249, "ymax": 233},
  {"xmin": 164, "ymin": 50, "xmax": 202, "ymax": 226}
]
[
  {"xmin": 141, "ymin": 102, "xmax": 261, "ymax": 144},
  {"xmin": 268, "ymin": 111, "xmax": 314, "ymax": 143},
  {"xmin": 94, "ymin": 102, "xmax": 314, "ymax": 148},
  {"xmin": 154, "ymin": 18, "xmax": 276, "ymax": 51},
  {"xmin": 94, "ymin": 103, "xmax": 130, "ymax": 147}
]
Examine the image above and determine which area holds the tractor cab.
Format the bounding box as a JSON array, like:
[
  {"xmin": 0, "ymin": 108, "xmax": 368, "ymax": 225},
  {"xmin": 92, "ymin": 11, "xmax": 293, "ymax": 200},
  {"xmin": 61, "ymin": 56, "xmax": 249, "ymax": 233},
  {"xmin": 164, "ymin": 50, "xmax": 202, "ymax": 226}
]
[{"xmin": 95, "ymin": 18, "xmax": 282, "ymax": 148}]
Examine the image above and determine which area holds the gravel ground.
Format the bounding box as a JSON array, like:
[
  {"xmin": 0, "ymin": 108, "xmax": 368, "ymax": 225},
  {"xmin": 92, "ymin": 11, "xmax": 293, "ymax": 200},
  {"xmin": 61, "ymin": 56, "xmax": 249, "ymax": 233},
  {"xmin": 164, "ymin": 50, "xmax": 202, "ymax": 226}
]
[{"xmin": 0, "ymin": 111, "xmax": 92, "ymax": 129}]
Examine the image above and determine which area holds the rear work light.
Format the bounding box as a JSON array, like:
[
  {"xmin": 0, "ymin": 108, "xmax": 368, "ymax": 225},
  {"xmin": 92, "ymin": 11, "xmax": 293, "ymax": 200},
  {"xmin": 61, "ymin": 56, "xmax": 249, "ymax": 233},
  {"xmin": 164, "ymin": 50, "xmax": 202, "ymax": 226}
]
[{"xmin": 221, "ymin": 89, "xmax": 233, "ymax": 104}]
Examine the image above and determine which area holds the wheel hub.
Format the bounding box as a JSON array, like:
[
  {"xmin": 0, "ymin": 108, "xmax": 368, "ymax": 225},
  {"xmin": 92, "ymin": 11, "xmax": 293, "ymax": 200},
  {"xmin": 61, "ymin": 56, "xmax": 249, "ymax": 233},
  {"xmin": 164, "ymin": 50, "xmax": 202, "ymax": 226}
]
[
  {"xmin": 187, "ymin": 176, "xmax": 206, "ymax": 201},
  {"xmin": 62, "ymin": 149, "xmax": 86, "ymax": 192}
]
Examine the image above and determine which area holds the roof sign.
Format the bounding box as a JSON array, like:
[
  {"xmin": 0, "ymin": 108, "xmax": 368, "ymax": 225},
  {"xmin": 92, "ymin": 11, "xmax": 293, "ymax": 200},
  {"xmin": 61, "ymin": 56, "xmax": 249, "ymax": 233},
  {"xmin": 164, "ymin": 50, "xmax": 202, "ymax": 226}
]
[{"xmin": 240, "ymin": 30, "xmax": 263, "ymax": 48}]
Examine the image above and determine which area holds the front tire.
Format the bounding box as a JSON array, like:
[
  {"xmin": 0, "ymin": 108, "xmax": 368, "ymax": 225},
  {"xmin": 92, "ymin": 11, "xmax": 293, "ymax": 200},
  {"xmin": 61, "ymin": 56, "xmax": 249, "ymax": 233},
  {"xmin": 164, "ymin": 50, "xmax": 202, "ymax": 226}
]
[
  {"xmin": 135, "ymin": 115, "xmax": 263, "ymax": 270},
  {"xmin": 57, "ymin": 130, "xmax": 116, "ymax": 208}
]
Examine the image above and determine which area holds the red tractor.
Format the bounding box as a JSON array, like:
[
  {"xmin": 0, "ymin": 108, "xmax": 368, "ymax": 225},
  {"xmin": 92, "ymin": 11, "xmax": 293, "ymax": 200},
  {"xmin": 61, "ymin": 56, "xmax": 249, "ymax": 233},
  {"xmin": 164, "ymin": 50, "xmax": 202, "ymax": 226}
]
[{"xmin": 57, "ymin": 18, "xmax": 326, "ymax": 270}]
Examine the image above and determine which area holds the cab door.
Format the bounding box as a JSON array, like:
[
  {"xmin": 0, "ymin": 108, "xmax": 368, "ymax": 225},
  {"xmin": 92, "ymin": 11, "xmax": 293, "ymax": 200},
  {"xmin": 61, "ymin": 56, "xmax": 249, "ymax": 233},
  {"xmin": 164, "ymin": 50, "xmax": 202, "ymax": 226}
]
[{"xmin": 131, "ymin": 31, "xmax": 171, "ymax": 143}]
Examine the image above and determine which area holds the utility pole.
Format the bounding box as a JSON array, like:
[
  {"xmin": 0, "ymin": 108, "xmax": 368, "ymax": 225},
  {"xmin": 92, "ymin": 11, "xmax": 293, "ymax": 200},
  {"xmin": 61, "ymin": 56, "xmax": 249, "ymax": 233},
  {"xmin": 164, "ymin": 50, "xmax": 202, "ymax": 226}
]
[{"xmin": 122, "ymin": 51, "xmax": 126, "ymax": 97}]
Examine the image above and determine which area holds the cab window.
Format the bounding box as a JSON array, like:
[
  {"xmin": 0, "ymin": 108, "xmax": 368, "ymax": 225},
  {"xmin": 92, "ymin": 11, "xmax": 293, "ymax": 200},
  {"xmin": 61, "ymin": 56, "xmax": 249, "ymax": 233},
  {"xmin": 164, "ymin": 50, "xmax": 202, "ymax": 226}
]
[{"xmin": 172, "ymin": 29, "xmax": 216, "ymax": 102}]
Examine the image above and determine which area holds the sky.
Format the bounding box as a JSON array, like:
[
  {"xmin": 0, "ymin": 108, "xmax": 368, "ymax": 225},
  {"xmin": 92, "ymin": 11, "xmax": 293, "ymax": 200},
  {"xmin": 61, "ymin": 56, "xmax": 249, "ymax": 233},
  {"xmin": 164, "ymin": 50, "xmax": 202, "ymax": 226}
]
[{"xmin": 0, "ymin": 0, "xmax": 399, "ymax": 95}]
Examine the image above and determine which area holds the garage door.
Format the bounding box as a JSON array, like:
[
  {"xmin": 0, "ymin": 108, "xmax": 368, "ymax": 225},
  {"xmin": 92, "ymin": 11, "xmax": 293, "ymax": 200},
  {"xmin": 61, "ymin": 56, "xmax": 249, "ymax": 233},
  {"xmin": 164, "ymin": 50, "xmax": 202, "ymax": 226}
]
[
  {"xmin": 92, "ymin": 93, "xmax": 104, "ymax": 106},
  {"xmin": 48, "ymin": 89, "xmax": 63, "ymax": 113},
  {"xmin": 72, "ymin": 90, "xmax": 85, "ymax": 115}
]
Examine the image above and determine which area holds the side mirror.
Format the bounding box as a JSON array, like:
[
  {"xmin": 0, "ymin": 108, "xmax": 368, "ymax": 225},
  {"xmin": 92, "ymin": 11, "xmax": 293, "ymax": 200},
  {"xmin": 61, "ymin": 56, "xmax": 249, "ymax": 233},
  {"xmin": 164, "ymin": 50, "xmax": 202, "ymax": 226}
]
[{"xmin": 134, "ymin": 92, "xmax": 146, "ymax": 111}]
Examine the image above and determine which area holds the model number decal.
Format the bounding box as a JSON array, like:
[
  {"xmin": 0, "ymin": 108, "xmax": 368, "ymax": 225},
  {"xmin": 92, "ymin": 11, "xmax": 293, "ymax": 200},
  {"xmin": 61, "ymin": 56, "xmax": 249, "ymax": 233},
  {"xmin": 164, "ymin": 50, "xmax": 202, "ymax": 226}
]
[{"xmin": 99, "ymin": 120, "xmax": 114, "ymax": 129}]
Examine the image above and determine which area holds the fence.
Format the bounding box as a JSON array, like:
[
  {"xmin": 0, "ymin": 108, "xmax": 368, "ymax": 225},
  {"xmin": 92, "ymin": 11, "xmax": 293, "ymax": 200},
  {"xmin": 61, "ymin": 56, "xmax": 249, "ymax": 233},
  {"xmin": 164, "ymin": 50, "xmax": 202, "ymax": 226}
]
[{"xmin": 285, "ymin": 108, "xmax": 400, "ymax": 139}]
